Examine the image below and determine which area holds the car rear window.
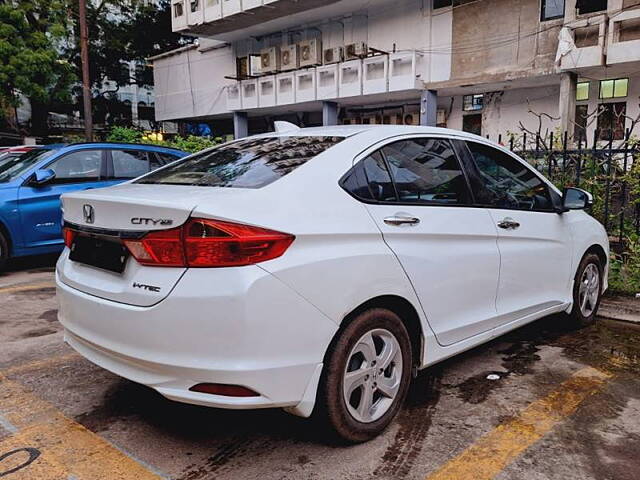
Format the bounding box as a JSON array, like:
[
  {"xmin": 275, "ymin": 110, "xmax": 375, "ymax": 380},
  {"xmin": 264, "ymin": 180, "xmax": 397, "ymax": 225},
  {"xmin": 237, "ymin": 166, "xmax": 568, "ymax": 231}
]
[{"xmin": 135, "ymin": 136, "xmax": 344, "ymax": 188}]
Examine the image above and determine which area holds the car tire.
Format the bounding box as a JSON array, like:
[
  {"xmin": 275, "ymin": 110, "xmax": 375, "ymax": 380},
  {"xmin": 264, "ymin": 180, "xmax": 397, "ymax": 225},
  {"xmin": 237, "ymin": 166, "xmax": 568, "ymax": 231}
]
[
  {"xmin": 566, "ymin": 253, "xmax": 603, "ymax": 328},
  {"xmin": 315, "ymin": 307, "xmax": 412, "ymax": 443},
  {"xmin": 0, "ymin": 230, "xmax": 8, "ymax": 271}
]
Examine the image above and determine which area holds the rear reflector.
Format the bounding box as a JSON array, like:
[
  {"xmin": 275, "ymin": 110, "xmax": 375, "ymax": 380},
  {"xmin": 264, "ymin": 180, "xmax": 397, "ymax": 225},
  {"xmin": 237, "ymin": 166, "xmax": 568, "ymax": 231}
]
[
  {"xmin": 189, "ymin": 383, "xmax": 259, "ymax": 397},
  {"xmin": 123, "ymin": 218, "xmax": 294, "ymax": 268}
]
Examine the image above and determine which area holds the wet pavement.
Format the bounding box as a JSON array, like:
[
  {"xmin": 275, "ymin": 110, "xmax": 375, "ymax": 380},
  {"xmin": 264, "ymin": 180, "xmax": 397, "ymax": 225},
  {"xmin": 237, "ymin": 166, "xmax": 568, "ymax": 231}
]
[{"xmin": 1, "ymin": 254, "xmax": 639, "ymax": 479}]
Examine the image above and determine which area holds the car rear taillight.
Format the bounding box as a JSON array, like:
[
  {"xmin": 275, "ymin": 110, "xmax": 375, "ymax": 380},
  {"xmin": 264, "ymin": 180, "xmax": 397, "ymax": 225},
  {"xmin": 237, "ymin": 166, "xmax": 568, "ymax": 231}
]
[
  {"xmin": 63, "ymin": 227, "xmax": 76, "ymax": 248},
  {"xmin": 123, "ymin": 218, "xmax": 294, "ymax": 268}
]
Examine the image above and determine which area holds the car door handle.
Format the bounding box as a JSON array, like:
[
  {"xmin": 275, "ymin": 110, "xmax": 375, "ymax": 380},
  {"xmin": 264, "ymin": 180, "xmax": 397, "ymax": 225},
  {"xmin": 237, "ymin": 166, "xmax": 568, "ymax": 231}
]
[
  {"xmin": 384, "ymin": 215, "xmax": 420, "ymax": 226},
  {"xmin": 497, "ymin": 217, "xmax": 520, "ymax": 230}
]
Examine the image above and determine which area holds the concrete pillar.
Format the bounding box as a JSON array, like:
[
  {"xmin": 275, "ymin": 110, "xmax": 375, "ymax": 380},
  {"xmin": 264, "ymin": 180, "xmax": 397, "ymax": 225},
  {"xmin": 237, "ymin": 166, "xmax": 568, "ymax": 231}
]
[
  {"xmin": 420, "ymin": 90, "xmax": 438, "ymax": 127},
  {"xmin": 559, "ymin": 72, "xmax": 577, "ymax": 140},
  {"xmin": 322, "ymin": 101, "xmax": 338, "ymax": 126},
  {"xmin": 233, "ymin": 111, "xmax": 248, "ymax": 139}
]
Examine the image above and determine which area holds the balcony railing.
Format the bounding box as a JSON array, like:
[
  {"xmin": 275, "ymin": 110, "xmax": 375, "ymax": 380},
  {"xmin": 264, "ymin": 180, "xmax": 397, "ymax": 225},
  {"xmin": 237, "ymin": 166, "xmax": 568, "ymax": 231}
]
[
  {"xmin": 172, "ymin": 0, "xmax": 342, "ymax": 37},
  {"xmin": 607, "ymin": 8, "xmax": 640, "ymax": 65},
  {"xmin": 226, "ymin": 51, "xmax": 425, "ymax": 111},
  {"xmin": 559, "ymin": 14, "xmax": 607, "ymax": 70}
]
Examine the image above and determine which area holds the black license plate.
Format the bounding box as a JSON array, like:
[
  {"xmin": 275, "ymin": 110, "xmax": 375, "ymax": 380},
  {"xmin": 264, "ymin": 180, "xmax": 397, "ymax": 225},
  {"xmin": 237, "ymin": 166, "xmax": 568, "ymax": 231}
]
[{"xmin": 69, "ymin": 234, "xmax": 129, "ymax": 273}]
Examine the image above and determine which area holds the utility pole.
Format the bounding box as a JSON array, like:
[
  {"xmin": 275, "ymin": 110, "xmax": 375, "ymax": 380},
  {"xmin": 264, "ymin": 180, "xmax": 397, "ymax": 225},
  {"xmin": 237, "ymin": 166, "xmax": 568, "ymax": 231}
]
[{"xmin": 79, "ymin": 0, "xmax": 93, "ymax": 141}]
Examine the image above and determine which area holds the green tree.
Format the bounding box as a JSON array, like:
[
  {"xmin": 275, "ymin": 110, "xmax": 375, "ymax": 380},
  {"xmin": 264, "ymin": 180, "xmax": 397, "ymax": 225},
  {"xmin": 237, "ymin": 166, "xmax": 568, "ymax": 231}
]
[
  {"xmin": 0, "ymin": 0, "xmax": 75, "ymax": 135},
  {"xmin": 65, "ymin": 0, "xmax": 190, "ymax": 119}
]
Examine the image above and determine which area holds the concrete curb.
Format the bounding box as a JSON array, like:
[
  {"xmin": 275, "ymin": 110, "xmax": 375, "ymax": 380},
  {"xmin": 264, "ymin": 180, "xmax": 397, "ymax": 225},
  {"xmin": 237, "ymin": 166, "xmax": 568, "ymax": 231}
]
[{"xmin": 599, "ymin": 296, "xmax": 640, "ymax": 324}]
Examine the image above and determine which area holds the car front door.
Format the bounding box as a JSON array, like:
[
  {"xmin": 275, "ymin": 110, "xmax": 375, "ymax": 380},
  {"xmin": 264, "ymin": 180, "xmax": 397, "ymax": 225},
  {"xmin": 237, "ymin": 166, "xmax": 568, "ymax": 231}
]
[
  {"xmin": 18, "ymin": 149, "xmax": 106, "ymax": 248},
  {"xmin": 462, "ymin": 140, "xmax": 573, "ymax": 324},
  {"xmin": 350, "ymin": 137, "xmax": 501, "ymax": 346}
]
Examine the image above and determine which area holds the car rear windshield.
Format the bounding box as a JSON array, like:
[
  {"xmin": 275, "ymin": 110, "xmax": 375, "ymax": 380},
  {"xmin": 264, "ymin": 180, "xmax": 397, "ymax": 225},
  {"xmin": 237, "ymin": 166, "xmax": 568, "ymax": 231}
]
[{"xmin": 135, "ymin": 136, "xmax": 344, "ymax": 188}]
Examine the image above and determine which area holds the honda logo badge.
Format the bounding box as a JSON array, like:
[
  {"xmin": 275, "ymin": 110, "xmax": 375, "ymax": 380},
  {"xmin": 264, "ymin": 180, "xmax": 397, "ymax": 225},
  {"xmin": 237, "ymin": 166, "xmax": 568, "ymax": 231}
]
[{"xmin": 83, "ymin": 204, "xmax": 95, "ymax": 224}]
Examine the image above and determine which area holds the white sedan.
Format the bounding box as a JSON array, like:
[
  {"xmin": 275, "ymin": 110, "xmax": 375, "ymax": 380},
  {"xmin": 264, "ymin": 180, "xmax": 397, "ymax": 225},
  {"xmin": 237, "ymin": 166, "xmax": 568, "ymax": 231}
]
[{"xmin": 56, "ymin": 125, "xmax": 608, "ymax": 442}]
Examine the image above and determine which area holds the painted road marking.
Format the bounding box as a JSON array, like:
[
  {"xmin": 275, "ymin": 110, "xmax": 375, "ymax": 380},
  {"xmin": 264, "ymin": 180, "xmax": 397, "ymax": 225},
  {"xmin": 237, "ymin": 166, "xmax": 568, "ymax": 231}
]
[
  {"xmin": 0, "ymin": 372, "xmax": 166, "ymax": 479},
  {"xmin": 0, "ymin": 282, "xmax": 55, "ymax": 295},
  {"xmin": 3, "ymin": 353, "xmax": 81, "ymax": 377},
  {"xmin": 425, "ymin": 366, "xmax": 610, "ymax": 480}
]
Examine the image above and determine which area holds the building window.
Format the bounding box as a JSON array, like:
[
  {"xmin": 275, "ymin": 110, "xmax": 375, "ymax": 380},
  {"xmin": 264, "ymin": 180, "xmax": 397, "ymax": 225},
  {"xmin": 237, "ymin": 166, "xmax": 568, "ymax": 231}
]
[
  {"xmin": 190, "ymin": 0, "xmax": 199, "ymax": 12},
  {"xmin": 173, "ymin": 1, "xmax": 184, "ymax": 17},
  {"xmin": 433, "ymin": 0, "xmax": 453, "ymax": 8},
  {"xmin": 541, "ymin": 0, "xmax": 565, "ymax": 20},
  {"xmin": 575, "ymin": 104, "xmax": 588, "ymax": 142},
  {"xmin": 599, "ymin": 78, "xmax": 628, "ymax": 99},
  {"xmin": 576, "ymin": 81, "xmax": 590, "ymax": 101},
  {"xmin": 597, "ymin": 102, "xmax": 626, "ymax": 141},
  {"xmin": 576, "ymin": 0, "xmax": 607, "ymax": 15},
  {"xmin": 463, "ymin": 114, "xmax": 482, "ymax": 136},
  {"xmin": 463, "ymin": 94, "xmax": 484, "ymax": 111}
]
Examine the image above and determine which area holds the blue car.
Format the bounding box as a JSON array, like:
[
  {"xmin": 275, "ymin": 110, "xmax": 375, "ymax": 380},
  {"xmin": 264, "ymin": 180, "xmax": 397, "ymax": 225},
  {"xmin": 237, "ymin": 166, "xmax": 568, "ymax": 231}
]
[{"xmin": 0, "ymin": 143, "xmax": 187, "ymax": 268}]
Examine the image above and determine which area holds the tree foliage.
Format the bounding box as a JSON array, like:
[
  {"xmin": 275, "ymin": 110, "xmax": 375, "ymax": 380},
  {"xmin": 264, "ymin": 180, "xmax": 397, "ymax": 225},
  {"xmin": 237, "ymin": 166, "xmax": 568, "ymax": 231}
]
[
  {"xmin": 1, "ymin": 0, "xmax": 190, "ymax": 134},
  {"xmin": 65, "ymin": 0, "xmax": 190, "ymax": 95},
  {"xmin": 0, "ymin": 0, "xmax": 75, "ymax": 129}
]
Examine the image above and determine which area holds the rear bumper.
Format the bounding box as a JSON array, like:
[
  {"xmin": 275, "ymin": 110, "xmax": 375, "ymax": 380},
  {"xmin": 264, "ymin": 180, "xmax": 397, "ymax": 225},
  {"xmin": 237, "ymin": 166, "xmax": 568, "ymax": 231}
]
[{"xmin": 56, "ymin": 266, "xmax": 337, "ymax": 412}]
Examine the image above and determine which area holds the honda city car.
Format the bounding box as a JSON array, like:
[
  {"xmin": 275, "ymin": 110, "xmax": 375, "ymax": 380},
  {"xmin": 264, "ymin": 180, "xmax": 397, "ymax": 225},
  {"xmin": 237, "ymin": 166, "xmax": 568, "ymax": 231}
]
[
  {"xmin": 56, "ymin": 125, "xmax": 608, "ymax": 442},
  {"xmin": 0, "ymin": 142, "xmax": 186, "ymax": 268}
]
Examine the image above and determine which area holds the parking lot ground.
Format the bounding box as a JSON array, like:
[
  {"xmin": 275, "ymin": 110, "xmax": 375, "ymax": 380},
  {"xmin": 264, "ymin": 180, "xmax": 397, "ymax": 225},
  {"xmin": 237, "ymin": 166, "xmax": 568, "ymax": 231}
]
[{"xmin": 1, "ymin": 256, "xmax": 640, "ymax": 480}]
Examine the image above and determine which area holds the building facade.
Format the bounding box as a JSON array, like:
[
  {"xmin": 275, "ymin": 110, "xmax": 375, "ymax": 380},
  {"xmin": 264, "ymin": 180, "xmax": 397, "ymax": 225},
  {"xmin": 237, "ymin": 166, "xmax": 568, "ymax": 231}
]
[{"xmin": 151, "ymin": 0, "xmax": 640, "ymax": 145}]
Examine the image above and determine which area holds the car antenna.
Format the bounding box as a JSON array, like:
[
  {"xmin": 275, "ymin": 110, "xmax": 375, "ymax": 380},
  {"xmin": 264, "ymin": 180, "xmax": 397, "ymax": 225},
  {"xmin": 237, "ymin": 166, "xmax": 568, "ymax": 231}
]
[{"xmin": 273, "ymin": 121, "xmax": 300, "ymax": 133}]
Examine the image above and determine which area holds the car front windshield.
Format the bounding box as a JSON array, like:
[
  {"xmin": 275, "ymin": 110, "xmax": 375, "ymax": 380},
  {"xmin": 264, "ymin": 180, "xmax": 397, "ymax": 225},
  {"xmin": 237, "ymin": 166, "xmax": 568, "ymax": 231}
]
[
  {"xmin": 0, "ymin": 149, "xmax": 57, "ymax": 183},
  {"xmin": 135, "ymin": 136, "xmax": 345, "ymax": 188}
]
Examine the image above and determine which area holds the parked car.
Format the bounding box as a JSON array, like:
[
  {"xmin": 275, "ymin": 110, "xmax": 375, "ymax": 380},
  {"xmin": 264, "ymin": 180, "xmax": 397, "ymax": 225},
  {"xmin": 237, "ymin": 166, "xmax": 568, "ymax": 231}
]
[
  {"xmin": 0, "ymin": 145, "xmax": 41, "ymax": 166},
  {"xmin": 0, "ymin": 142, "xmax": 186, "ymax": 267},
  {"xmin": 56, "ymin": 126, "xmax": 608, "ymax": 443}
]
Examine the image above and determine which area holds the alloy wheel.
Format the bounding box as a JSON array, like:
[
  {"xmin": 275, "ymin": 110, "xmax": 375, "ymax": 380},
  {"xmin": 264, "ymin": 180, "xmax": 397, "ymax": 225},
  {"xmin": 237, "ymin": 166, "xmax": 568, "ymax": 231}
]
[
  {"xmin": 342, "ymin": 328, "xmax": 403, "ymax": 423},
  {"xmin": 579, "ymin": 263, "xmax": 600, "ymax": 317}
]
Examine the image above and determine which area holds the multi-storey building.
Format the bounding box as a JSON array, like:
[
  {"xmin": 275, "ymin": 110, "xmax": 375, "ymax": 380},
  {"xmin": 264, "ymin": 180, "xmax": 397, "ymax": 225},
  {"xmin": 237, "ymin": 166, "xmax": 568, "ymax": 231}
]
[{"xmin": 151, "ymin": 0, "xmax": 640, "ymax": 144}]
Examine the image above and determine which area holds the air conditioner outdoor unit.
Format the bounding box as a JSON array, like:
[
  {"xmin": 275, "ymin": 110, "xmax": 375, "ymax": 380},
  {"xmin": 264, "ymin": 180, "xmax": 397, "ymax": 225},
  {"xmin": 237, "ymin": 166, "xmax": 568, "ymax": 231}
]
[
  {"xmin": 323, "ymin": 47, "xmax": 343, "ymax": 65},
  {"xmin": 345, "ymin": 42, "xmax": 368, "ymax": 61},
  {"xmin": 236, "ymin": 55, "xmax": 261, "ymax": 78},
  {"xmin": 260, "ymin": 46, "xmax": 281, "ymax": 73},
  {"xmin": 280, "ymin": 44, "xmax": 299, "ymax": 71},
  {"xmin": 299, "ymin": 39, "xmax": 322, "ymax": 67}
]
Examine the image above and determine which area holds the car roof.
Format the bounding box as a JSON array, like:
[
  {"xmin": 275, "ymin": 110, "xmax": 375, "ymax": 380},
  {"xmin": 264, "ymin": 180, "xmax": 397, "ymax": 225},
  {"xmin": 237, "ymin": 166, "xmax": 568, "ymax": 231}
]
[
  {"xmin": 63, "ymin": 142, "xmax": 186, "ymax": 153},
  {"xmin": 253, "ymin": 124, "xmax": 494, "ymax": 143},
  {"xmin": 1, "ymin": 145, "xmax": 40, "ymax": 152}
]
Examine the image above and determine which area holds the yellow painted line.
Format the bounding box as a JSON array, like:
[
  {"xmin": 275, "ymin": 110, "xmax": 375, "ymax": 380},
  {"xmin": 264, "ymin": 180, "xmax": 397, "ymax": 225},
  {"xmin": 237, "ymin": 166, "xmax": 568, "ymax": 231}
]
[
  {"xmin": 0, "ymin": 281, "xmax": 55, "ymax": 294},
  {"xmin": 3, "ymin": 353, "xmax": 81, "ymax": 377},
  {"xmin": 425, "ymin": 366, "xmax": 611, "ymax": 480},
  {"xmin": 0, "ymin": 372, "xmax": 165, "ymax": 479}
]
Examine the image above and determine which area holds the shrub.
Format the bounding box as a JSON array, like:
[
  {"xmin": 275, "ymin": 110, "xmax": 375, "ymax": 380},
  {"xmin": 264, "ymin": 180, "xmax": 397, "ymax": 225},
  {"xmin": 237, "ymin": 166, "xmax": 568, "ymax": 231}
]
[{"xmin": 104, "ymin": 127, "xmax": 223, "ymax": 154}]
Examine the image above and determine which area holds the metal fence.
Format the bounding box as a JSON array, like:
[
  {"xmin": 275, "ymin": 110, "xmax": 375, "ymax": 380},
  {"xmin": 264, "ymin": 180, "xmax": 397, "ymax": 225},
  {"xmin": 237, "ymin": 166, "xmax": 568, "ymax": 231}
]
[{"xmin": 491, "ymin": 130, "xmax": 640, "ymax": 247}]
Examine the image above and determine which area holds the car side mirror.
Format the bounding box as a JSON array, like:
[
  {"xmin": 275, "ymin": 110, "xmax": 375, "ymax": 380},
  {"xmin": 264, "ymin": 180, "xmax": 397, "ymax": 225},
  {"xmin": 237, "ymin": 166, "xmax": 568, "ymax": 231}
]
[
  {"xmin": 32, "ymin": 169, "xmax": 56, "ymax": 186},
  {"xmin": 561, "ymin": 187, "xmax": 593, "ymax": 211}
]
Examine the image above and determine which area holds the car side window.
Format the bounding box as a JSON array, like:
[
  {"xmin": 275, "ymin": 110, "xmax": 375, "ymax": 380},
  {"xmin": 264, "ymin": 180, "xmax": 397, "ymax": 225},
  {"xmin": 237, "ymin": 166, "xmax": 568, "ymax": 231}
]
[
  {"xmin": 342, "ymin": 151, "xmax": 396, "ymax": 202},
  {"xmin": 381, "ymin": 138, "xmax": 471, "ymax": 205},
  {"xmin": 48, "ymin": 150, "xmax": 102, "ymax": 184},
  {"xmin": 466, "ymin": 141, "xmax": 553, "ymax": 211},
  {"xmin": 112, "ymin": 150, "xmax": 151, "ymax": 179}
]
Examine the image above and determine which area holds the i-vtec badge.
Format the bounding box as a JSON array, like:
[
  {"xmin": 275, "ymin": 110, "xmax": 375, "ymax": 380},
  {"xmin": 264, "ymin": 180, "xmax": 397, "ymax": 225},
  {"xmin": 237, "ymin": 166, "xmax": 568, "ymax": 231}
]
[
  {"xmin": 132, "ymin": 282, "xmax": 161, "ymax": 293},
  {"xmin": 131, "ymin": 218, "xmax": 173, "ymax": 226}
]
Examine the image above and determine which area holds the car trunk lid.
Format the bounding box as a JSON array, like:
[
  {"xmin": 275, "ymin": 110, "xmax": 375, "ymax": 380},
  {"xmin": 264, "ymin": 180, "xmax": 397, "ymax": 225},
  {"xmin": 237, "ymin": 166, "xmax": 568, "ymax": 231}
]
[{"xmin": 58, "ymin": 184, "xmax": 208, "ymax": 306}]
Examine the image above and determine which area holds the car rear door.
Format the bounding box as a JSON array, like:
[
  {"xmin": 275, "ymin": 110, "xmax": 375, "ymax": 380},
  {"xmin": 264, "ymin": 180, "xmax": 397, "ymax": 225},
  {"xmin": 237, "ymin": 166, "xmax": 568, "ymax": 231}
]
[
  {"xmin": 461, "ymin": 140, "xmax": 573, "ymax": 324},
  {"xmin": 18, "ymin": 149, "xmax": 107, "ymax": 248},
  {"xmin": 349, "ymin": 136, "xmax": 501, "ymax": 346}
]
